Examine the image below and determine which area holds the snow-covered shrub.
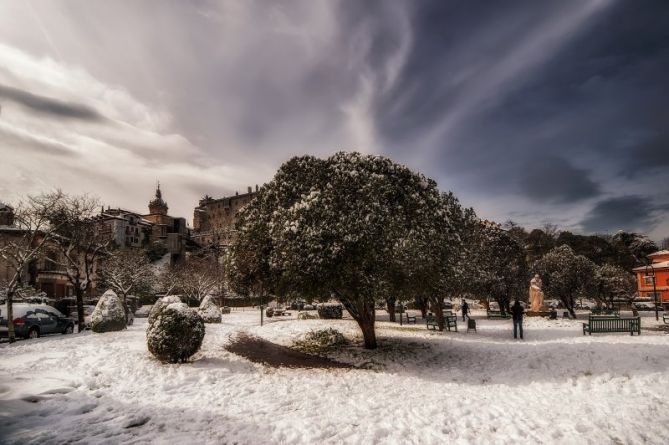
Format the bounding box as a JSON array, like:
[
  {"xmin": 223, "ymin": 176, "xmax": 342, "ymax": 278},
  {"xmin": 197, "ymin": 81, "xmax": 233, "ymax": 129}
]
[
  {"xmin": 91, "ymin": 290, "xmax": 127, "ymax": 333},
  {"xmin": 293, "ymin": 328, "xmax": 348, "ymax": 355},
  {"xmin": 220, "ymin": 306, "xmax": 231, "ymax": 314},
  {"xmin": 147, "ymin": 302, "xmax": 205, "ymax": 363},
  {"xmin": 148, "ymin": 295, "xmax": 182, "ymax": 326},
  {"xmin": 297, "ymin": 312, "xmax": 318, "ymax": 320},
  {"xmin": 265, "ymin": 307, "xmax": 274, "ymax": 317},
  {"xmin": 317, "ymin": 304, "xmax": 343, "ymax": 319},
  {"xmin": 198, "ymin": 295, "xmax": 221, "ymax": 323}
]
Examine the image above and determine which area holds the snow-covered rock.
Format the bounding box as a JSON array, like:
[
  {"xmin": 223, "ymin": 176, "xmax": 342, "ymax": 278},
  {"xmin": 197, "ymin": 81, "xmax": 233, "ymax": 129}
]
[
  {"xmin": 147, "ymin": 302, "xmax": 205, "ymax": 363},
  {"xmin": 148, "ymin": 295, "xmax": 182, "ymax": 326},
  {"xmin": 91, "ymin": 290, "xmax": 127, "ymax": 333},
  {"xmin": 198, "ymin": 295, "xmax": 222, "ymax": 323}
]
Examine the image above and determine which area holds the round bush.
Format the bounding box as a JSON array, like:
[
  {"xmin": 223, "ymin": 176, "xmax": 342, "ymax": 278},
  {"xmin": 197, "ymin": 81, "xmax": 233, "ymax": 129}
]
[
  {"xmin": 147, "ymin": 302, "xmax": 205, "ymax": 363},
  {"xmin": 198, "ymin": 295, "xmax": 222, "ymax": 323},
  {"xmin": 293, "ymin": 328, "xmax": 348, "ymax": 355},
  {"xmin": 91, "ymin": 290, "xmax": 127, "ymax": 333},
  {"xmin": 148, "ymin": 295, "xmax": 182, "ymax": 326}
]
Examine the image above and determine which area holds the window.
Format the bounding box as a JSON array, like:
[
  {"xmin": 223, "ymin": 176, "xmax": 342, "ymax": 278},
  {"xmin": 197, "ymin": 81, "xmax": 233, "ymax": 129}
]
[{"xmin": 643, "ymin": 275, "xmax": 656, "ymax": 285}]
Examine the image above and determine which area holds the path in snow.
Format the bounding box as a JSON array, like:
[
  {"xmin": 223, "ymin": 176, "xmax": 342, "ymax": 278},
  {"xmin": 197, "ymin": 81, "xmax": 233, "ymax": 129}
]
[{"xmin": 1, "ymin": 309, "xmax": 669, "ymax": 444}]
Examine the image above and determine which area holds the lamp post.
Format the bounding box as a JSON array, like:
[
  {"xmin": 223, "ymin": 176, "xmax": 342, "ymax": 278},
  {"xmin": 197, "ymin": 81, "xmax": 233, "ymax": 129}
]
[{"xmin": 645, "ymin": 263, "xmax": 658, "ymax": 321}]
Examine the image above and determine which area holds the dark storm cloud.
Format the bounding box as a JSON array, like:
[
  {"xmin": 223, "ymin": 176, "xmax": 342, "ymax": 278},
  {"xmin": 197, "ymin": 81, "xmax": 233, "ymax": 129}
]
[
  {"xmin": 0, "ymin": 84, "xmax": 103, "ymax": 121},
  {"xmin": 518, "ymin": 155, "xmax": 600, "ymax": 203},
  {"xmin": 580, "ymin": 196, "xmax": 669, "ymax": 234}
]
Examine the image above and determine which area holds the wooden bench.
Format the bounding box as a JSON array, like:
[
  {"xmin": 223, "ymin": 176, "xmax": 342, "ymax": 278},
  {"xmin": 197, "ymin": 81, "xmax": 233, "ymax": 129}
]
[
  {"xmin": 663, "ymin": 313, "xmax": 669, "ymax": 325},
  {"xmin": 583, "ymin": 316, "xmax": 640, "ymax": 336},
  {"xmin": 426, "ymin": 314, "xmax": 457, "ymax": 331},
  {"xmin": 403, "ymin": 312, "xmax": 417, "ymax": 324},
  {"xmin": 486, "ymin": 310, "xmax": 510, "ymax": 319}
]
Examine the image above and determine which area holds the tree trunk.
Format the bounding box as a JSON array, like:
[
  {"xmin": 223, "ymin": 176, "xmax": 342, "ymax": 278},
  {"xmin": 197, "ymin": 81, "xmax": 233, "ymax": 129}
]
[
  {"xmin": 6, "ymin": 290, "xmax": 16, "ymax": 343},
  {"xmin": 433, "ymin": 299, "xmax": 445, "ymax": 331},
  {"xmin": 75, "ymin": 285, "xmax": 86, "ymax": 333},
  {"xmin": 386, "ymin": 296, "xmax": 396, "ymax": 322},
  {"xmin": 415, "ymin": 296, "xmax": 428, "ymax": 319},
  {"xmin": 341, "ymin": 299, "xmax": 377, "ymax": 349}
]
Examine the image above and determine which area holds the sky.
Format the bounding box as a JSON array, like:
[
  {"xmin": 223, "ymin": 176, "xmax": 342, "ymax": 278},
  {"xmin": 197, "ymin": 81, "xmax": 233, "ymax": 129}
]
[{"xmin": 0, "ymin": 0, "xmax": 667, "ymax": 241}]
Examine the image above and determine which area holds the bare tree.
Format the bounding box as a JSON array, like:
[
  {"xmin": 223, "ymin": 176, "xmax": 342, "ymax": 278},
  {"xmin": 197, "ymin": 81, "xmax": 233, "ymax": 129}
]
[
  {"xmin": 176, "ymin": 258, "xmax": 219, "ymax": 305},
  {"xmin": 99, "ymin": 248, "xmax": 154, "ymax": 321},
  {"xmin": 0, "ymin": 192, "xmax": 64, "ymax": 343},
  {"xmin": 46, "ymin": 195, "xmax": 110, "ymax": 332},
  {"xmin": 158, "ymin": 257, "xmax": 219, "ymax": 305}
]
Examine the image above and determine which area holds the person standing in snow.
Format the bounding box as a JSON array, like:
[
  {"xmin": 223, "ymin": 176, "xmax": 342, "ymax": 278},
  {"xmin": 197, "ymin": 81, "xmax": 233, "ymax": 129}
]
[
  {"xmin": 461, "ymin": 300, "xmax": 469, "ymax": 321},
  {"xmin": 511, "ymin": 299, "xmax": 524, "ymax": 339}
]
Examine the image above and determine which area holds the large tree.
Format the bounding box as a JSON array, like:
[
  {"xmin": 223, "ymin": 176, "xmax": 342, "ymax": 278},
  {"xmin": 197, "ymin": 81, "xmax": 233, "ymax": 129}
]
[
  {"xmin": 402, "ymin": 192, "xmax": 477, "ymax": 330},
  {"xmin": 473, "ymin": 224, "xmax": 529, "ymax": 315},
  {"xmin": 593, "ymin": 264, "xmax": 636, "ymax": 309},
  {"xmin": 229, "ymin": 153, "xmax": 446, "ymax": 348},
  {"xmin": 0, "ymin": 192, "xmax": 64, "ymax": 342},
  {"xmin": 46, "ymin": 195, "xmax": 110, "ymax": 332},
  {"xmin": 533, "ymin": 245, "xmax": 595, "ymax": 318}
]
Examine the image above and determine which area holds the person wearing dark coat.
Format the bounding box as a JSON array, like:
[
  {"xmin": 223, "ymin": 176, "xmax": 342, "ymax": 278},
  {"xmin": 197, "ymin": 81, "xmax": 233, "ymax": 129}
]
[
  {"xmin": 461, "ymin": 300, "xmax": 469, "ymax": 321},
  {"xmin": 511, "ymin": 300, "xmax": 524, "ymax": 339}
]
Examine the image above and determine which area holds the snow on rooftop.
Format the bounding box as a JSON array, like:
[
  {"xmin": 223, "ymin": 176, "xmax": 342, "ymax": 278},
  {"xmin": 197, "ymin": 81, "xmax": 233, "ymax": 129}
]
[{"xmin": 633, "ymin": 260, "xmax": 669, "ymax": 271}]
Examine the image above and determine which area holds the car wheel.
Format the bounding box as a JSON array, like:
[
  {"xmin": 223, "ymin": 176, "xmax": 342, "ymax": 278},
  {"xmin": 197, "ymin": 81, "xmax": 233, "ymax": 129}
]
[
  {"xmin": 28, "ymin": 328, "xmax": 40, "ymax": 339},
  {"xmin": 63, "ymin": 325, "xmax": 74, "ymax": 335}
]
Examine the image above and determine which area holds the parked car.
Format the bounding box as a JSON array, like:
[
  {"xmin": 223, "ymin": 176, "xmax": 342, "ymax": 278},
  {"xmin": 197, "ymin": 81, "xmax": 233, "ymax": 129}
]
[{"xmin": 0, "ymin": 303, "xmax": 75, "ymax": 339}]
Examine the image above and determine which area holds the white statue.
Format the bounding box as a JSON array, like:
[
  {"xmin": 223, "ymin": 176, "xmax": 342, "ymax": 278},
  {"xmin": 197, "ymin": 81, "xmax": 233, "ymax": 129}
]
[{"xmin": 529, "ymin": 274, "xmax": 545, "ymax": 312}]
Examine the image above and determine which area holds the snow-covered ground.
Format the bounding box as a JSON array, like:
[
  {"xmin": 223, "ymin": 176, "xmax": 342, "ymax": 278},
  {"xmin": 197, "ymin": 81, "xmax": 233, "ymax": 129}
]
[{"xmin": 1, "ymin": 309, "xmax": 669, "ymax": 444}]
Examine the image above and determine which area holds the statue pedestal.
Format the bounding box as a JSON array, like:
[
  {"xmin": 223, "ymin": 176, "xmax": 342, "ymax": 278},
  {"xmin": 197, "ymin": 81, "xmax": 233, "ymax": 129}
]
[{"xmin": 526, "ymin": 311, "xmax": 551, "ymax": 317}]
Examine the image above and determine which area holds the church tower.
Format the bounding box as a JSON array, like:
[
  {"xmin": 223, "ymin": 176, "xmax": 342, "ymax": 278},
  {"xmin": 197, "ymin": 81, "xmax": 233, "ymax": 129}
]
[{"xmin": 148, "ymin": 182, "xmax": 169, "ymax": 216}]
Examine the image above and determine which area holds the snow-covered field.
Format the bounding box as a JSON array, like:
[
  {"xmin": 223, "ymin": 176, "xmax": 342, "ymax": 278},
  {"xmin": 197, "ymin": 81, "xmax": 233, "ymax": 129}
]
[{"xmin": 2, "ymin": 310, "xmax": 669, "ymax": 444}]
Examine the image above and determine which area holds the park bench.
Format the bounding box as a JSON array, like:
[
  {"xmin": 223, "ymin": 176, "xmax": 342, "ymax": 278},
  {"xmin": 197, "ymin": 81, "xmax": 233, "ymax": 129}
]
[
  {"xmin": 663, "ymin": 313, "xmax": 669, "ymax": 325},
  {"xmin": 402, "ymin": 312, "xmax": 417, "ymax": 324},
  {"xmin": 426, "ymin": 314, "xmax": 457, "ymax": 332},
  {"xmin": 486, "ymin": 310, "xmax": 510, "ymax": 319},
  {"xmin": 582, "ymin": 316, "xmax": 640, "ymax": 336}
]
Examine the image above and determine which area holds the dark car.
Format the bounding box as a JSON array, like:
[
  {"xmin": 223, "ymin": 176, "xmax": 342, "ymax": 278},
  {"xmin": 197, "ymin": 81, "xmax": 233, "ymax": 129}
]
[{"xmin": 0, "ymin": 304, "xmax": 75, "ymax": 339}]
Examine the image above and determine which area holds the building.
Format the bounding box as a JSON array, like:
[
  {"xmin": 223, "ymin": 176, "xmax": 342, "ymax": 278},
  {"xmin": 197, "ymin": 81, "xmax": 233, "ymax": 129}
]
[
  {"xmin": 142, "ymin": 183, "xmax": 189, "ymax": 263},
  {"xmin": 95, "ymin": 208, "xmax": 152, "ymax": 248},
  {"xmin": 192, "ymin": 185, "xmax": 258, "ymax": 247},
  {"xmin": 633, "ymin": 250, "xmax": 669, "ymax": 306},
  {"xmin": 0, "ymin": 225, "xmax": 74, "ymax": 299},
  {"xmin": 0, "ymin": 202, "xmax": 14, "ymax": 226}
]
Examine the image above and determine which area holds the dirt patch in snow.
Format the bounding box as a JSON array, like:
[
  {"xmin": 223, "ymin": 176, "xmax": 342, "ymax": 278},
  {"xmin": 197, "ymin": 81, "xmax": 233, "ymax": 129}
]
[{"xmin": 226, "ymin": 333, "xmax": 355, "ymax": 369}]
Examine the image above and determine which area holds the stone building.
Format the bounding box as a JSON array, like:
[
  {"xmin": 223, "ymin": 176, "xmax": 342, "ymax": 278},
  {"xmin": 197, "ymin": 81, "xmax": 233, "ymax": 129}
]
[
  {"xmin": 95, "ymin": 208, "xmax": 152, "ymax": 248},
  {"xmin": 142, "ymin": 184, "xmax": 189, "ymax": 263},
  {"xmin": 192, "ymin": 185, "xmax": 258, "ymax": 248},
  {"xmin": 0, "ymin": 202, "xmax": 14, "ymax": 226}
]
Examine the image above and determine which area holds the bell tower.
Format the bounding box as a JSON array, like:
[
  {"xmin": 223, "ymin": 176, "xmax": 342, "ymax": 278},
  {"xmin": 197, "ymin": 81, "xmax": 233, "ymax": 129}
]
[{"xmin": 148, "ymin": 181, "xmax": 169, "ymax": 216}]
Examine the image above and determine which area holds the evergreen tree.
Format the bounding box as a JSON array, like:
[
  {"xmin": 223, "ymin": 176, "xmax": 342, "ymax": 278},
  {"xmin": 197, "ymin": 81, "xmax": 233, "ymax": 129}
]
[{"xmin": 533, "ymin": 245, "xmax": 595, "ymax": 318}]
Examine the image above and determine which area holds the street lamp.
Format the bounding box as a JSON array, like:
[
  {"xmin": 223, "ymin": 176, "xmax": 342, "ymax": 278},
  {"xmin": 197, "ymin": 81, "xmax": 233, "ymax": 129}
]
[{"xmin": 644, "ymin": 263, "xmax": 659, "ymax": 321}]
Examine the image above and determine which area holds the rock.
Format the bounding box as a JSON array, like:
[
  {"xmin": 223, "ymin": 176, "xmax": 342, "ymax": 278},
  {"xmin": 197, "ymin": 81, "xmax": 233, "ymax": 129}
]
[
  {"xmin": 198, "ymin": 295, "xmax": 222, "ymax": 323},
  {"xmin": 91, "ymin": 290, "xmax": 127, "ymax": 333}
]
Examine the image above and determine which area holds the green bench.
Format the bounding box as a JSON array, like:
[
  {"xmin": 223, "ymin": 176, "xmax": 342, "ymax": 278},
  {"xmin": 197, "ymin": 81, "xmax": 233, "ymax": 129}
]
[
  {"xmin": 426, "ymin": 313, "xmax": 458, "ymax": 331},
  {"xmin": 486, "ymin": 310, "xmax": 510, "ymax": 319},
  {"xmin": 583, "ymin": 316, "xmax": 640, "ymax": 336}
]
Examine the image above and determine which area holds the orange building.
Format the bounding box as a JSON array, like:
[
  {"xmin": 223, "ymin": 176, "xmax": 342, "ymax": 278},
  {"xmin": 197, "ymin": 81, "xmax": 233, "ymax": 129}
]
[{"xmin": 633, "ymin": 250, "xmax": 669, "ymax": 306}]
